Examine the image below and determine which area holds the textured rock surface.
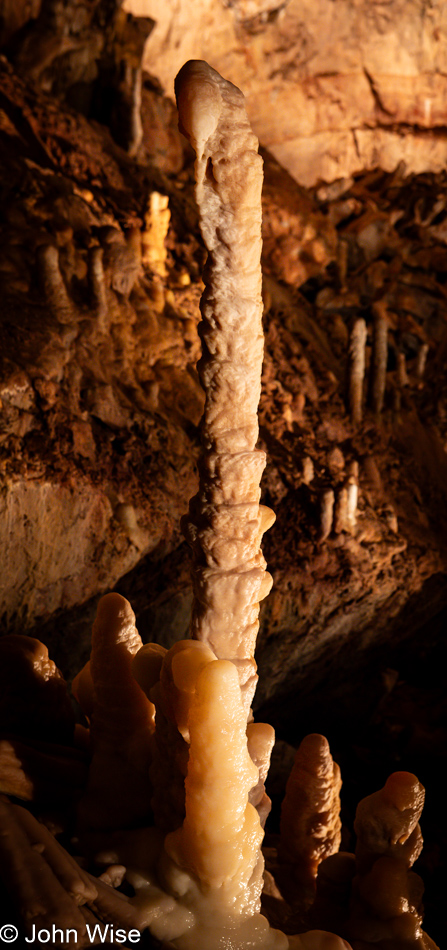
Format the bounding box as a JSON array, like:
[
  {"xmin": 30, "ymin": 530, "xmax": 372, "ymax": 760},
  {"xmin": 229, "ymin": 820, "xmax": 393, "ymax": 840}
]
[
  {"xmin": 0, "ymin": 48, "xmax": 446, "ymax": 944},
  {"xmin": 0, "ymin": 54, "xmax": 446, "ymax": 690},
  {"xmin": 0, "ymin": 56, "xmax": 202, "ymax": 638},
  {"xmin": 124, "ymin": 0, "xmax": 447, "ymax": 185},
  {"xmin": 0, "ymin": 479, "xmax": 141, "ymax": 625},
  {"xmin": 3, "ymin": 0, "xmax": 447, "ymax": 184}
]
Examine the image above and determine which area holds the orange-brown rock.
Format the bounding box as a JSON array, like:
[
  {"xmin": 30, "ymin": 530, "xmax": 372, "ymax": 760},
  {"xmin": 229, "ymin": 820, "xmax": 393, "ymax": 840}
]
[
  {"xmin": 278, "ymin": 735, "xmax": 342, "ymax": 902},
  {"xmin": 124, "ymin": 0, "xmax": 447, "ymax": 185},
  {"xmin": 77, "ymin": 594, "xmax": 155, "ymax": 833}
]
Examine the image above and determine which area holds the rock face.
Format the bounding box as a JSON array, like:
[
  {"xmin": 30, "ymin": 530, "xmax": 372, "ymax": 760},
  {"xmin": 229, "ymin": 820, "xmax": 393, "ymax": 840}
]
[
  {"xmin": 2, "ymin": 0, "xmax": 447, "ymax": 184},
  {"xmin": 1, "ymin": 480, "xmax": 129, "ymax": 626},
  {"xmin": 124, "ymin": 0, "xmax": 447, "ymax": 185},
  {"xmin": 0, "ymin": 52, "xmax": 446, "ymax": 688},
  {"xmin": 0, "ymin": 56, "xmax": 203, "ymax": 643},
  {"xmin": 0, "ymin": 33, "xmax": 446, "ymax": 946}
]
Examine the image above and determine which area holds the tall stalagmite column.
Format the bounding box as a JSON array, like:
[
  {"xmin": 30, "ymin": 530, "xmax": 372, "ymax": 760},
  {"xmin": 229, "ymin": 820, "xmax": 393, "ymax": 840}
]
[{"xmin": 175, "ymin": 61, "xmax": 275, "ymax": 717}]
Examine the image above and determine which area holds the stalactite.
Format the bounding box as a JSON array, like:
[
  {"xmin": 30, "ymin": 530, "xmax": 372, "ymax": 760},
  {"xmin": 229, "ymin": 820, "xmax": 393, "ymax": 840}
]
[
  {"xmin": 370, "ymin": 301, "xmax": 388, "ymax": 414},
  {"xmin": 397, "ymin": 350, "xmax": 409, "ymax": 388},
  {"xmin": 142, "ymin": 192, "xmax": 171, "ymax": 277},
  {"xmin": 348, "ymin": 319, "xmax": 367, "ymax": 426},
  {"xmin": 37, "ymin": 243, "xmax": 75, "ymax": 324},
  {"xmin": 334, "ymin": 487, "xmax": 348, "ymax": 534},
  {"xmin": 88, "ymin": 245, "xmax": 108, "ymax": 331},
  {"xmin": 346, "ymin": 462, "xmax": 358, "ymax": 534},
  {"xmin": 336, "ymin": 237, "xmax": 348, "ymax": 292},
  {"xmin": 320, "ymin": 489, "xmax": 335, "ymax": 541},
  {"xmin": 416, "ymin": 342, "xmax": 429, "ymax": 379},
  {"xmin": 302, "ymin": 456, "xmax": 315, "ymax": 485}
]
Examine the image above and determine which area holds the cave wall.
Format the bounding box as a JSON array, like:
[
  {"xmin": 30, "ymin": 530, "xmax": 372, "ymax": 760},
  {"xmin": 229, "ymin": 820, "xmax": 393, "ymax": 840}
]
[
  {"xmin": 125, "ymin": 0, "xmax": 447, "ymax": 185},
  {"xmin": 1, "ymin": 40, "xmax": 447, "ymax": 685},
  {"xmin": 1, "ymin": 0, "xmax": 447, "ymax": 698},
  {"xmin": 2, "ymin": 0, "xmax": 447, "ymax": 185},
  {"xmin": 0, "ymin": 11, "xmax": 446, "ymax": 940}
]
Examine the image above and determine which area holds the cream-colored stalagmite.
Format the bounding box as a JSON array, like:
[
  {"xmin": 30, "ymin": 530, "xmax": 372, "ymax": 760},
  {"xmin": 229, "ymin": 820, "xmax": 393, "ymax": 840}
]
[
  {"xmin": 143, "ymin": 61, "xmax": 349, "ymax": 950},
  {"xmin": 122, "ymin": 637, "xmax": 287, "ymax": 950},
  {"xmin": 175, "ymin": 60, "xmax": 275, "ymax": 717},
  {"xmin": 348, "ymin": 318, "xmax": 367, "ymax": 426},
  {"xmin": 163, "ymin": 653, "xmax": 265, "ymax": 918},
  {"xmin": 320, "ymin": 490, "xmax": 335, "ymax": 541}
]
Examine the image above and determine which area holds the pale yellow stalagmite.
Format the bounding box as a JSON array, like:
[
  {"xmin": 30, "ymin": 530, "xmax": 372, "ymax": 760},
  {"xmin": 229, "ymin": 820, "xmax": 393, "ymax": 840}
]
[
  {"xmin": 175, "ymin": 59, "xmax": 275, "ymax": 717},
  {"xmin": 148, "ymin": 641, "xmax": 287, "ymax": 950},
  {"xmin": 166, "ymin": 655, "xmax": 262, "ymax": 899},
  {"xmin": 247, "ymin": 720, "xmax": 276, "ymax": 826},
  {"xmin": 134, "ymin": 639, "xmax": 217, "ymax": 834}
]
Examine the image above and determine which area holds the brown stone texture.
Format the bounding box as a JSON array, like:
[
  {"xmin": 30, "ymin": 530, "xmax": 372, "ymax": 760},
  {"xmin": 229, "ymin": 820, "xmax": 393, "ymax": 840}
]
[
  {"xmin": 122, "ymin": 0, "xmax": 447, "ymax": 185},
  {"xmin": 0, "ymin": 24, "xmax": 446, "ymax": 944}
]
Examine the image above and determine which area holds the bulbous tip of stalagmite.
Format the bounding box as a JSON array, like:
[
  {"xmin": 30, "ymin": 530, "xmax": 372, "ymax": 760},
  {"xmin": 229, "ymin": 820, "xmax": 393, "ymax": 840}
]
[
  {"xmin": 383, "ymin": 771, "xmax": 425, "ymax": 813},
  {"xmin": 175, "ymin": 59, "xmax": 244, "ymax": 154},
  {"xmin": 95, "ymin": 590, "xmax": 134, "ymax": 627},
  {"xmin": 90, "ymin": 592, "xmax": 144, "ymax": 696},
  {"xmin": 298, "ymin": 733, "xmax": 331, "ymax": 766},
  {"xmin": 175, "ymin": 60, "xmax": 222, "ymax": 152}
]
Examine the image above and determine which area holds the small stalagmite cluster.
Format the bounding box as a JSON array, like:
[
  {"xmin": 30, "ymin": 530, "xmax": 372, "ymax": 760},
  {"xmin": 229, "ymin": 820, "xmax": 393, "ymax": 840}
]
[
  {"xmin": 0, "ymin": 603, "xmax": 437, "ymax": 950},
  {"xmin": 0, "ymin": 61, "xmax": 440, "ymax": 950}
]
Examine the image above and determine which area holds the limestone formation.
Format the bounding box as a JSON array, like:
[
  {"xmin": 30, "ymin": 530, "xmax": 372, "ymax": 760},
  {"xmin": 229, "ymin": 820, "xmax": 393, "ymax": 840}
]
[
  {"xmin": 76, "ymin": 593, "xmax": 155, "ymax": 832},
  {"xmin": 279, "ymin": 735, "xmax": 342, "ymax": 899},
  {"xmin": 175, "ymin": 60, "xmax": 275, "ymax": 715},
  {"xmin": 122, "ymin": 0, "xmax": 447, "ymax": 185}
]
